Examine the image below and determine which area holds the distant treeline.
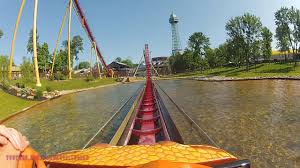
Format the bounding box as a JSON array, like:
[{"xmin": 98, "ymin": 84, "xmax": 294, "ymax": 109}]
[{"xmin": 170, "ymin": 6, "xmax": 300, "ymax": 73}]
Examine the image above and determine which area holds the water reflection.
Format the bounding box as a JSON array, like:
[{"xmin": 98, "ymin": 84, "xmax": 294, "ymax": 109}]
[
  {"xmin": 157, "ymin": 79, "xmax": 300, "ymax": 168},
  {"xmin": 4, "ymin": 83, "xmax": 143, "ymax": 156}
]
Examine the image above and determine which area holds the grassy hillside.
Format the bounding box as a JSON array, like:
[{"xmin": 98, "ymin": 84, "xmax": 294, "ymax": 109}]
[
  {"xmin": 172, "ymin": 63, "xmax": 300, "ymax": 78},
  {"xmin": 10, "ymin": 78, "xmax": 116, "ymax": 91},
  {"xmin": 0, "ymin": 89, "xmax": 39, "ymax": 120}
]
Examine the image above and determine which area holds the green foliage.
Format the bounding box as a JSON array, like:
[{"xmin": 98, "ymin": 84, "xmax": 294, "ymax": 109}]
[
  {"xmin": 169, "ymin": 49, "xmax": 206, "ymax": 73},
  {"xmin": 261, "ymin": 27, "xmax": 273, "ymax": 61},
  {"xmin": 38, "ymin": 42, "xmax": 51, "ymax": 72},
  {"xmin": 45, "ymin": 86, "xmax": 53, "ymax": 92},
  {"xmin": 62, "ymin": 35, "xmax": 84, "ymax": 63},
  {"xmin": 275, "ymin": 6, "xmax": 300, "ymax": 66},
  {"xmin": 170, "ymin": 32, "xmax": 211, "ymax": 73},
  {"xmin": 1, "ymin": 79, "xmax": 10, "ymax": 90},
  {"xmin": 53, "ymin": 72, "xmax": 66, "ymax": 80},
  {"xmin": 206, "ymin": 48, "xmax": 217, "ymax": 68},
  {"xmin": 214, "ymin": 43, "xmax": 228, "ymax": 66},
  {"xmin": 53, "ymin": 35, "xmax": 84, "ymax": 74},
  {"xmin": 27, "ymin": 29, "xmax": 39, "ymax": 54},
  {"xmin": 54, "ymin": 49, "xmax": 67, "ymax": 72},
  {"xmin": 169, "ymin": 53, "xmax": 186, "ymax": 73},
  {"xmin": 85, "ymin": 75, "xmax": 95, "ymax": 82},
  {"xmin": 275, "ymin": 7, "xmax": 290, "ymax": 51},
  {"xmin": 113, "ymin": 57, "xmax": 136, "ymax": 68},
  {"xmin": 0, "ymin": 29, "xmax": 3, "ymax": 39},
  {"xmin": 0, "ymin": 55, "xmax": 9, "ymax": 80},
  {"xmin": 20, "ymin": 57, "xmax": 34, "ymax": 83},
  {"xmin": 34, "ymin": 89, "xmax": 43, "ymax": 99},
  {"xmin": 226, "ymin": 13, "xmax": 263, "ymax": 70},
  {"xmin": 121, "ymin": 59, "xmax": 135, "ymax": 68},
  {"xmin": 78, "ymin": 61, "xmax": 90, "ymax": 69},
  {"xmin": 188, "ymin": 32, "xmax": 210, "ymax": 57},
  {"xmin": 15, "ymin": 82, "xmax": 25, "ymax": 88},
  {"xmin": 26, "ymin": 29, "xmax": 53, "ymax": 73},
  {"xmin": 115, "ymin": 57, "xmax": 122, "ymax": 62}
]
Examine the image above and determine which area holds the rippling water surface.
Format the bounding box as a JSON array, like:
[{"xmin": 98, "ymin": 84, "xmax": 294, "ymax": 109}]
[
  {"xmin": 4, "ymin": 83, "xmax": 142, "ymax": 156},
  {"xmin": 157, "ymin": 79, "xmax": 300, "ymax": 168},
  {"xmin": 3, "ymin": 80, "xmax": 300, "ymax": 167}
]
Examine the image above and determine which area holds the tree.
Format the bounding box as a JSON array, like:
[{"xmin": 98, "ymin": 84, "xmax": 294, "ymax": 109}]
[
  {"xmin": 205, "ymin": 48, "xmax": 217, "ymax": 68},
  {"xmin": 62, "ymin": 35, "xmax": 84, "ymax": 67},
  {"xmin": 78, "ymin": 61, "xmax": 90, "ymax": 69},
  {"xmin": 226, "ymin": 13, "xmax": 263, "ymax": 70},
  {"xmin": 121, "ymin": 59, "xmax": 135, "ymax": 68},
  {"xmin": 261, "ymin": 27, "xmax": 273, "ymax": 61},
  {"xmin": 55, "ymin": 49, "xmax": 68, "ymax": 73},
  {"xmin": 0, "ymin": 55, "xmax": 9, "ymax": 80},
  {"xmin": 27, "ymin": 29, "xmax": 39, "ymax": 54},
  {"xmin": 214, "ymin": 43, "xmax": 228, "ymax": 66},
  {"xmin": 20, "ymin": 57, "xmax": 34, "ymax": 83},
  {"xmin": 182, "ymin": 49, "xmax": 195, "ymax": 71},
  {"xmin": 38, "ymin": 43, "xmax": 51, "ymax": 74},
  {"xmin": 275, "ymin": 6, "xmax": 300, "ymax": 66},
  {"xmin": 115, "ymin": 57, "xmax": 122, "ymax": 62},
  {"xmin": 188, "ymin": 32, "xmax": 210, "ymax": 58},
  {"xmin": 187, "ymin": 32, "xmax": 211, "ymax": 71},
  {"xmin": 170, "ymin": 52, "xmax": 186, "ymax": 73},
  {"xmin": 0, "ymin": 29, "xmax": 3, "ymax": 39},
  {"xmin": 168, "ymin": 49, "xmax": 203, "ymax": 73}
]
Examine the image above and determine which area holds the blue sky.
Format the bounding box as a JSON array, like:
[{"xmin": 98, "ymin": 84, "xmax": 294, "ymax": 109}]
[{"xmin": 0, "ymin": 0, "xmax": 299, "ymax": 65}]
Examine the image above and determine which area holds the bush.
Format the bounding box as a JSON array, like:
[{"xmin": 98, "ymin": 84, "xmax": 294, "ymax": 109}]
[
  {"xmin": 20, "ymin": 57, "xmax": 34, "ymax": 83},
  {"xmin": 34, "ymin": 89, "xmax": 43, "ymax": 99},
  {"xmin": 54, "ymin": 73, "xmax": 66, "ymax": 80},
  {"xmin": 1, "ymin": 79, "xmax": 10, "ymax": 90},
  {"xmin": 85, "ymin": 75, "xmax": 95, "ymax": 82},
  {"xmin": 49, "ymin": 75, "xmax": 54, "ymax": 81},
  {"xmin": 45, "ymin": 86, "xmax": 53, "ymax": 92},
  {"xmin": 15, "ymin": 82, "xmax": 25, "ymax": 88}
]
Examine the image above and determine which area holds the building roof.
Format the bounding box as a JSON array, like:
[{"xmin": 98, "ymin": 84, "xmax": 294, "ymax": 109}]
[
  {"xmin": 108, "ymin": 61, "xmax": 130, "ymax": 69},
  {"xmin": 152, "ymin": 57, "xmax": 168, "ymax": 61},
  {"xmin": 11, "ymin": 66, "xmax": 20, "ymax": 72}
]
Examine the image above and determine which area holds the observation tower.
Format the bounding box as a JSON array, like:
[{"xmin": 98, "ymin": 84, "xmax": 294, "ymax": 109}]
[{"xmin": 169, "ymin": 13, "xmax": 182, "ymax": 55}]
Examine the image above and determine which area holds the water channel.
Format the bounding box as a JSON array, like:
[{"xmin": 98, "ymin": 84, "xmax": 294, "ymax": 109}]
[{"xmin": 3, "ymin": 79, "xmax": 300, "ymax": 167}]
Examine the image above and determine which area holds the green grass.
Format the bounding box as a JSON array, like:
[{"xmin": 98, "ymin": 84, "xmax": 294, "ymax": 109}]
[
  {"xmin": 172, "ymin": 63, "xmax": 300, "ymax": 78},
  {"xmin": 0, "ymin": 78, "xmax": 117, "ymax": 120},
  {"xmin": 10, "ymin": 78, "xmax": 117, "ymax": 91},
  {"xmin": 0, "ymin": 89, "xmax": 39, "ymax": 120}
]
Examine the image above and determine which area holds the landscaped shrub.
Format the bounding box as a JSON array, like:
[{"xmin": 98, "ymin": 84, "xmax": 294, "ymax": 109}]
[
  {"xmin": 49, "ymin": 75, "xmax": 54, "ymax": 81},
  {"xmin": 1, "ymin": 79, "xmax": 10, "ymax": 90},
  {"xmin": 85, "ymin": 75, "xmax": 95, "ymax": 82},
  {"xmin": 15, "ymin": 82, "xmax": 25, "ymax": 88},
  {"xmin": 34, "ymin": 89, "xmax": 43, "ymax": 99},
  {"xmin": 20, "ymin": 57, "xmax": 34, "ymax": 83},
  {"xmin": 54, "ymin": 73, "xmax": 66, "ymax": 80},
  {"xmin": 45, "ymin": 86, "xmax": 53, "ymax": 92}
]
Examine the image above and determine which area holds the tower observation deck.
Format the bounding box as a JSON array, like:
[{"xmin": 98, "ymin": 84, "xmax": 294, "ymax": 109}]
[{"xmin": 169, "ymin": 13, "xmax": 182, "ymax": 56}]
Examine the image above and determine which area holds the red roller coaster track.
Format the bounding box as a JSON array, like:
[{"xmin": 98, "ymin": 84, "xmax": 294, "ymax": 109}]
[
  {"xmin": 72, "ymin": 0, "xmax": 111, "ymax": 75},
  {"xmin": 124, "ymin": 44, "xmax": 170, "ymax": 145}
]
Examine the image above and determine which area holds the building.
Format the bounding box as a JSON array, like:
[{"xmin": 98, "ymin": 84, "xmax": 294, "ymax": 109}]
[
  {"xmin": 11, "ymin": 66, "xmax": 21, "ymax": 79},
  {"xmin": 108, "ymin": 61, "xmax": 133, "ymax": 77},
  {"xmin": 169, "ymin": 13, "xmax": 182, "ymax": 56},
  {"xmin": 152, "ymin": 57, "xmax": 170, "ymax": 75}
]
